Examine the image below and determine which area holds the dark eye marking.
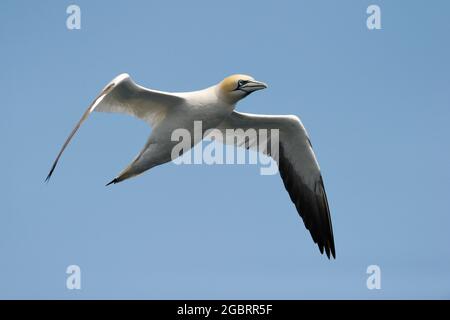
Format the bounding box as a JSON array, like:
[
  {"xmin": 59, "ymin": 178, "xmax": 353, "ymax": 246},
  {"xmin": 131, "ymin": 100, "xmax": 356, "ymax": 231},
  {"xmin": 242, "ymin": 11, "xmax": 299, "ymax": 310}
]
[
  {"xmin": 238, "ymin": 80, "xmax": 249, "ymax": 87},
  {"xmin": 233, "ymin": 79, "xmax": 251, "ymax": 91}
]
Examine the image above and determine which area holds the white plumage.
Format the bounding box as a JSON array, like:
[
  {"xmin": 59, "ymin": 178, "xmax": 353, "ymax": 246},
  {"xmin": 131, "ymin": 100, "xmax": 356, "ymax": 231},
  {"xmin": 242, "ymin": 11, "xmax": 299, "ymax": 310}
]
[{"xmin": 46, "ymin": 73, "xmax": 335, "ymax": 258}]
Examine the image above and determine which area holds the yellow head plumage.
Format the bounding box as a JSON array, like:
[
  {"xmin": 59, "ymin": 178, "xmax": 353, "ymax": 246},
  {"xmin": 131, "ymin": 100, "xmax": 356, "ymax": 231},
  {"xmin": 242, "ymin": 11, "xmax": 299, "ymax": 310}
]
[
  {"xmin": 217, "ymin": 74, "xmax": 267, "ymax": 104},
  {"xmin": 219, "ymin": 74, "xmax": 255, "ymax": 93}
]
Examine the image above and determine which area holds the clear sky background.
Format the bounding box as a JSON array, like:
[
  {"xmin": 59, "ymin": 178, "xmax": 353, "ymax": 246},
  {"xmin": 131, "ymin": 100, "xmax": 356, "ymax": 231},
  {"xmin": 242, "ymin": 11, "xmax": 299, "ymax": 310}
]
[{"xmin": 1, "ymin": 0, "xmax": 449, "ymax": 299}]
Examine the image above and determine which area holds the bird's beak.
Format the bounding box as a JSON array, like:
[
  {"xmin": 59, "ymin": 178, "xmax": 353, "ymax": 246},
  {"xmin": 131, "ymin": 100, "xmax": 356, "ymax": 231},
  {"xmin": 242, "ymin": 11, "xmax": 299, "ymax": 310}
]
[{"xmin": 240, "ymin": 80, "xmax": 268, "ymax": 93}]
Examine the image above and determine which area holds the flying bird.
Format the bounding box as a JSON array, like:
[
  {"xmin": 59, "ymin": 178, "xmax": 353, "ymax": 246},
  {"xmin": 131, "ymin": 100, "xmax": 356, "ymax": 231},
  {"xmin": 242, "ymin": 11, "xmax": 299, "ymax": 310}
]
[{"xmin": 46, "ymin": 74, "xmax": 336, "ymax": 258}]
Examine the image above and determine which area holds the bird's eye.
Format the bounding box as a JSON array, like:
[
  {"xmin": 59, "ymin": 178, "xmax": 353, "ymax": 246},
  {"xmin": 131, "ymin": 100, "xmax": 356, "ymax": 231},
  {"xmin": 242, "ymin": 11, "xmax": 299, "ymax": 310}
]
[{"xmin": 238, "ymin": 80, "xmax": 244, "ymax": 86}]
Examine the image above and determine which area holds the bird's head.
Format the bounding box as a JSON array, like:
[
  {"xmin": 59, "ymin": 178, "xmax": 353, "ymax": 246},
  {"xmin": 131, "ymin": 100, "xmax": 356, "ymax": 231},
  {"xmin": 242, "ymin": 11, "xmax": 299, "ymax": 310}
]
[{"xmin": 217, "ymin": 74, "xmax": 267, "ymax": 104}]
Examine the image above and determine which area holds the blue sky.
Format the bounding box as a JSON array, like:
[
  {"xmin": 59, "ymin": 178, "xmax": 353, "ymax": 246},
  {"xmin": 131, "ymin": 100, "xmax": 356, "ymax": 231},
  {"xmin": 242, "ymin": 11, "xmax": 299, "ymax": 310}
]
[{"xmin": 1, "ymin": 0, "xmax": 449, "ymax": 299}]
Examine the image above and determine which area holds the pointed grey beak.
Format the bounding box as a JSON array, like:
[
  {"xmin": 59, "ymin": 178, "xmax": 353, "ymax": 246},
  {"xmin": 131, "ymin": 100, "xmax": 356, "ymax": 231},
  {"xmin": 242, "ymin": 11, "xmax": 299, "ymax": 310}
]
[
  {"xmin": 241, "ymin": 80, "xmax": 268, "ymax": 92},
  {"xmin": 240, "ymin": 80, "xmax": 267, "ymax": 92}
]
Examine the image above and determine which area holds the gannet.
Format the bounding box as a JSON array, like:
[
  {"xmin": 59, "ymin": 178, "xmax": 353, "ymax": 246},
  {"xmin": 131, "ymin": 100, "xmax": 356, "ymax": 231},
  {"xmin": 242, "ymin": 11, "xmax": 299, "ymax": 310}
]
[{"xmin": 46, "ymin": 74, "xmax": 336, "ymax": 258}]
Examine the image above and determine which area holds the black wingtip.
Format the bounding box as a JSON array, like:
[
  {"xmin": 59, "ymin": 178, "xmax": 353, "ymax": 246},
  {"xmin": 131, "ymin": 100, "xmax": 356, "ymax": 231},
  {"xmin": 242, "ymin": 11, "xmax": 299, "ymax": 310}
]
[
  {"xmin": 325, "ymin": 244, "xmax": 331, "ymax": 259},
  {"xmin": 330, "ymin": 244, "xmax": 336, "ymax": 259},
  {"xmin": 318, "ymin": 244, "xmax": 324, "ymax": 254},
  {"xmin": 105, "ymin": 178, "xmax": 118, "ymax": 186},
  {"xmin": 318, "ymin": 243, "xmax": 336, "ymax": 260},
  {"xmin": 326, "ymin": 245, "xmax": 336, "ymax": 260},
  {"xmin": 44, "ymin": 168, "xmax": 55, "ymax": 183}
]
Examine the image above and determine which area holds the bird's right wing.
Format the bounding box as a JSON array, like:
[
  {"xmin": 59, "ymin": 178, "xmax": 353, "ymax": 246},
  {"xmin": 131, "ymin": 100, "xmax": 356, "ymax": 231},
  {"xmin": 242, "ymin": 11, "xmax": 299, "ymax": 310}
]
[
  {"xmin": 45, "ymin": 73, "xmax": 184, "ymax": 181},
  {"xmin": 211, "ymin": 111, "xmax": 335, "ymax": 258}
]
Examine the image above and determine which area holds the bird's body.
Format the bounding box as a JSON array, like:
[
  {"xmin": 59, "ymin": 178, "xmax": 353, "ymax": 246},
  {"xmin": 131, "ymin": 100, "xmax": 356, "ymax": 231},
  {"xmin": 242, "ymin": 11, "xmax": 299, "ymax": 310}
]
[{"xmin": 47, "ymin": 73, "xmax": 336, "ymax": 258}]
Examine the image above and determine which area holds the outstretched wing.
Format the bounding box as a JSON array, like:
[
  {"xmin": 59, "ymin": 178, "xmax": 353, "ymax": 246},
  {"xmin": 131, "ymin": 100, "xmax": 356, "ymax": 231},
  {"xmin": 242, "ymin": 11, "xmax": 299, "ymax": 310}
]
[
  {"xmin": 212, "ymin": 111, "xmax": 336, "ymax": 258},
  {"xmin": 45, "ymin": 73, "xmax": 184, "ymax": 182}
]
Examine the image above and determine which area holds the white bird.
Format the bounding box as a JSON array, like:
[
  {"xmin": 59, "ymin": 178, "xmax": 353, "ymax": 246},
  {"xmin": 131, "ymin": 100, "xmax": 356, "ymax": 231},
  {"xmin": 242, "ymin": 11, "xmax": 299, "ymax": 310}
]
[{"xmin": 46, "ymin": 73, "xmax": 336, "ymax": 258}]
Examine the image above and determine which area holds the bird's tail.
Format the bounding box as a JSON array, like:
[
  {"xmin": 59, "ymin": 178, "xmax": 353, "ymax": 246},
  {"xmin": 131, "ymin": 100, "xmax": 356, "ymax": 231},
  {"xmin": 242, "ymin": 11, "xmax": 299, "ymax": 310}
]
[{"xmin": 105, "ymin": 165, "xmax": 142, "ymax": 186}]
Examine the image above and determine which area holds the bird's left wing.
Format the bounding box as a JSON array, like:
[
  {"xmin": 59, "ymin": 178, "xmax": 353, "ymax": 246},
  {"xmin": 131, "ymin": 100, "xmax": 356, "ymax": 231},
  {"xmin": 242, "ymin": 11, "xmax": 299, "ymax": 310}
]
[
  {"xmin": 45, "ymin": 74, "xmax": 185, "ymax": 182},
  {"xmin": 210, "ymin": 111, "xmax": 335, "ymax": 258}
]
